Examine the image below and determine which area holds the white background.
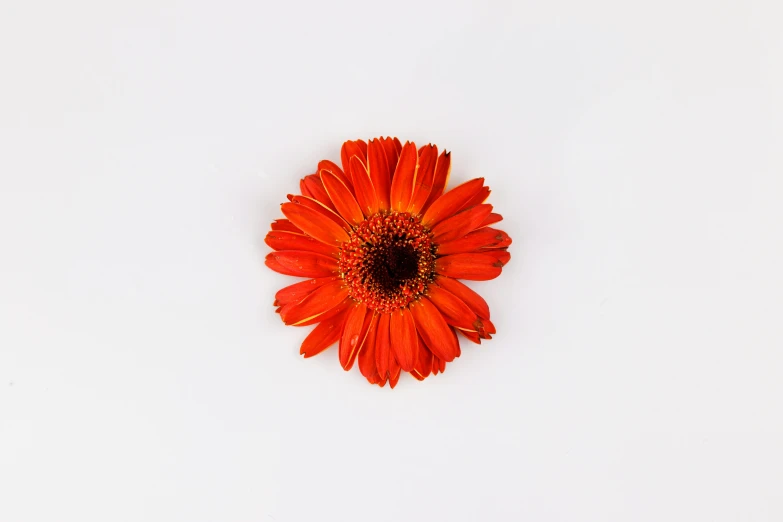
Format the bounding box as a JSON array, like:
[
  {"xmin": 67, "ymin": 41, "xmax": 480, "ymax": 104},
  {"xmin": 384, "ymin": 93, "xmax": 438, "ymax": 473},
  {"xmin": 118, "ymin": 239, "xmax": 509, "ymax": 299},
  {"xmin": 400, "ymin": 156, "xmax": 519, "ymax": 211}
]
[{"xmin": 1, "ymin": 1, "xmax": 782, "ymax": 521}]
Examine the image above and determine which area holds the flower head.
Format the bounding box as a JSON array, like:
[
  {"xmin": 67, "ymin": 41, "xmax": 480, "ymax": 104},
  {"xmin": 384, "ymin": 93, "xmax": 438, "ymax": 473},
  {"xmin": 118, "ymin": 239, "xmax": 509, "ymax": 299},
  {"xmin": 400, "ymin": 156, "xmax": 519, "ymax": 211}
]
[{"xmin": 266, "ymin": 138, "xmax": 511, "ymax": 387}]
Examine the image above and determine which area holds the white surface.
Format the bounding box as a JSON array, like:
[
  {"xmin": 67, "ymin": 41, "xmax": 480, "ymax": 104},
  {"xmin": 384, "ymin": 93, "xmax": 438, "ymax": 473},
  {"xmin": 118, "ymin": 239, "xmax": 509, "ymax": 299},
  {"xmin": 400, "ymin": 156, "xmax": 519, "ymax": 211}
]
[{"xmin": 1, "ymin": 1, "xmax": 782, "ymax": 521}]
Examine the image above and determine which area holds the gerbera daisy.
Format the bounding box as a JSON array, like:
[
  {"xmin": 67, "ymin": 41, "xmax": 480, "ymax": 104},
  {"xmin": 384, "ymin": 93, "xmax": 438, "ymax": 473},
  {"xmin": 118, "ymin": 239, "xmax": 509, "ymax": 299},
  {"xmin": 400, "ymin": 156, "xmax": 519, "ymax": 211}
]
[{"xmin": 265, "ymin": 138, "xmax": 511, "ymax": 388}]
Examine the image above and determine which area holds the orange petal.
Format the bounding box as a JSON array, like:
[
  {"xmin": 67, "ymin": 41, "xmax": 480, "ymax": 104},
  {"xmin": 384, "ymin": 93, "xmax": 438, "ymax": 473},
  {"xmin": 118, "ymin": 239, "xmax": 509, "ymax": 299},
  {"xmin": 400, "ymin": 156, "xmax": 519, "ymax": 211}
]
[
  {"xmin": 389, "ymin": 141, "xmax": 418, "ymax": 211},
  {"xmin": 266, "ymin": 250, "xmax": 339, "ymax": 278},
  {"xmin": 463, "ymin": 186, "xmax": 491, "ymax": 210},
  {"xmin": 265, "ymin": 230, "xmax": 339, "ymax": 257},
  {"xmin": 392, "ymin": 138, "xmax": 402, "ymax": 155},
  {"xmin": 265, "ymin": 255, "xmax": 293, "ymax": 278},
  {"xmin": 358, "ymin": 314, "xmax": 379, "ymax": 379},
  {"xmin": 300, "ymin": 178, "xmax": 313, "ymax": 199},
  {"xmin": 281, "ymin": 279, "xmax": 349, "ymax": 325},
  {"xmin": 380, "ymin": 137, "xmax": 400, "ymax": 181},
  {"xmin": 484, "ymin": 249, "xmax": 511, "ymax": 267},
  {"xmin": 389, "ymin": 308, "xmax": 417, "ymax": 372},
  {"xmin": 300, "ymin": 306, "xmax": 350, "ymax": 358},
  {"xmin": 421, "ymin": 178, "xmax": 484, "ymax": 227},
  {"xmin": 431, "ymin": 204, "xmax": 493, "ymax": 243},
  {"xmin": 303, "ymin": 174, "xmax": 338, "ymax": 212},
  {"xmin": 339, "ymin": 302, "xmax": 370, "ymax": 371},
  {"xmin": 421, "ymin": 150, "xmax": 451, "ymax": 213},
  {"xmin": 431, "ymin": 353, "xmax": 449, "ymax": 374},
  {"xmin": 318, "ymin": 159, "xmax": 352, "ymax": 191},
  {"xmin": 375, "ymin": 312, "xmax": 391, "ymax": 379},
  {"xmin": 274, "ymin": 276, "xmax": 338, "ymax": 306},
  {"xmin": 340, "ymin": 140, "xmax": 367, "ymax": 181},
  {"xmin": 409, "ymin": 298, "xmax": 460, "ymax": 362},
  {"xmin": 281, "ymin": 201, "xmax": 350, "ymax": 246},
  {"xmin": 320, "ymin": 170, "xmax": 364, "ymax": 225},
  {"xmin": 427, "ymin": 284, "xmax": 481, "ymax": 332},
  {"xmin": 408, "ymin": 144, "xmax": 438, "ymax": 215},
  {"xmin": 435, "ymin": 253, "xmax": 502, "ymax": 281},
  {"xmin": 479, "ymin": 212, "xmax": 503, "ymax": 228},
  {"xmin": 270, "ymin": 219, "xmax": 302, "ymax": 234},
  {"xmin": 436, "ymin": 227, "xmax": 512, "ymax": 256},
  {"xmin": 410, "ymin": 336, "xmax": 433, "ymax": 380},
  {"xmin": 366, "ymin": 370, "xmax": 382, "ymax": 385},
  {"xmin": 276, "ymin": 299, "xmax": 298, "ymax": 318},
  {"xmin": 295, "ymin": 298, "xmax": 352, "ymax": 327},
  {"xmin": 389, "ymin": 355, "xmax": 401, "ymax": 388},
  {"xmin": 435, "ymin": 276, "xmax": 490, "ymax": 319},
  {"xmin": 367, "ymin": 139, "xmax": 391, "ymax": 209},
  {"xmin": 483, "ymin": 318, "xmax": 496, "ymax": 335},
  {"xmin": 278, "ymin": 295, "xmax": 346, "ymax": 329},
  {"xmin": 350, "ymin": 155, "xmax": 380, "ymax": 216},
  {"xmin": 287, "ymin": 194, "xmax": 348, "ymax": 230},
  {"xmin": 457, "ymin": 328, "xmax": 482, "ymax": 344}
]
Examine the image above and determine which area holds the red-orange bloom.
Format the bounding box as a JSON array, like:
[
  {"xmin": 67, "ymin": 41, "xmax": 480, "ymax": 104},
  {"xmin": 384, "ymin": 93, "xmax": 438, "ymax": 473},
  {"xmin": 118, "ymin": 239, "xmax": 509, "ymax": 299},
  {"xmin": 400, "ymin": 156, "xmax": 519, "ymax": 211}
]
[{"xmin": 266, "ymin": 138, "xmax": 511, "ymax": 388}]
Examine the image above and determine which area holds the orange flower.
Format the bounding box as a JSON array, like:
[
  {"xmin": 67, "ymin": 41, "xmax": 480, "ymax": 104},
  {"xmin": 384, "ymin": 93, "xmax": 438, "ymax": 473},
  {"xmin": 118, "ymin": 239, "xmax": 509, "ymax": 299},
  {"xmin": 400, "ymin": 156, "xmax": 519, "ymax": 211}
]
[{"xmin": 266, "ymin": 138, "xmax": 511, "ymax": 387}]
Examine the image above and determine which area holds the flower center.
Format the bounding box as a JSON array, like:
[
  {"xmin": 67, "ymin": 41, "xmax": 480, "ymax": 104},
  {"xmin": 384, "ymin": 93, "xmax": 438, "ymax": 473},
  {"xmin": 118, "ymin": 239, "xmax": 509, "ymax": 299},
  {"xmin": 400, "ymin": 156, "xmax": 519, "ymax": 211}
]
[{"xmin": 339, "ymin": 211, "xmax": 436, "ymax": 313}]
